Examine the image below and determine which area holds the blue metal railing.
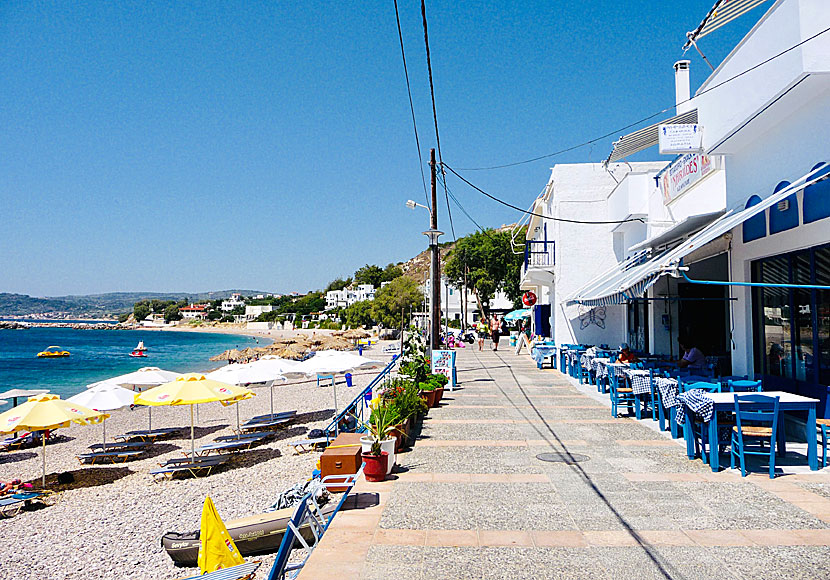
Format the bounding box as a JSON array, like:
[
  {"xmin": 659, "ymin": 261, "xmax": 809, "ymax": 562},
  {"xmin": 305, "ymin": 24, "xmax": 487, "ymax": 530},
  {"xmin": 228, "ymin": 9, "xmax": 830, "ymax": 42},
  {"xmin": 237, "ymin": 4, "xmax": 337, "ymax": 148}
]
[
  {"xmin": 324, "ymin": 355, "xmax": 400, "ymax": 440},
  {"xmin": 524, "ymin": 240, "xmax": 553, "ymax": 272}
]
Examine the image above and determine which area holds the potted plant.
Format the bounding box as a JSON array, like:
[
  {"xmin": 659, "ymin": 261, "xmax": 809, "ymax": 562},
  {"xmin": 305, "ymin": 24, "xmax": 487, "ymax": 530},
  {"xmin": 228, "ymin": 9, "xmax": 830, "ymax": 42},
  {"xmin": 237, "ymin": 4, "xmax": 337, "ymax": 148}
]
[
  {"xmin": 360, "ymin": 397, "xmax": 400, "ymax": 478},
  {"xmin": 384, "ymin": 378, "xmax": 426, "ymax": 450}
]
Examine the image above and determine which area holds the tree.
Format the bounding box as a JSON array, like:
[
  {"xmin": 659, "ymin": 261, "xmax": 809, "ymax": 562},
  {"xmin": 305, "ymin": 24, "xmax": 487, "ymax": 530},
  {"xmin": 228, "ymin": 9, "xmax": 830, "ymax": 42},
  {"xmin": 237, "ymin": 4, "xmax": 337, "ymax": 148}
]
[
  {"xmin": 279, "ymin": 292, "xmax": 325, "ymax": 315},
  {"xmin": 164, "ymin": 304, "xmax": 182, "ymax": 322},
  {"xmin": 371, "ymin": 276, "xmax": 422, "ymax": 328},
  {"xmin": 325, "ymin": 277, "xmax": 352, "ymax": 293},
  {"xmin": 230, "ymin": 305, "xmax": 245, "ymax": 316},
  {"xmin": 444, "ymin": 227, "xmax": 526, "ymax": 315},
  {"xmin": 133, "ymin": 303, "xmax": 150, "ymax": 322},
  {"xmin": 353, "ymin": 264, "xmax": 384, "ymax": 287},
  {"xmin": 207, "ymin": 310, "xmax": 222, "ymax": 321},
  {"xmin": 381, "ymin": 264, "xmax": 403, "ymax": 283},
  {"xmin": 344, "ymin": 300, "xmax": 375, "ymax": 328}
]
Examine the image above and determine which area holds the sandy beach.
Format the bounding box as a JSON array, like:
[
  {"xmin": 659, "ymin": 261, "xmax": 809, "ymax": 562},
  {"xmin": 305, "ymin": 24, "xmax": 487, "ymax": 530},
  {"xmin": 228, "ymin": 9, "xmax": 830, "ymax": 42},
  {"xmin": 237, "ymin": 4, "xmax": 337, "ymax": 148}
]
[{"xmin": 0, "ymin": 331, "xmax": 397, "ymax": 580}]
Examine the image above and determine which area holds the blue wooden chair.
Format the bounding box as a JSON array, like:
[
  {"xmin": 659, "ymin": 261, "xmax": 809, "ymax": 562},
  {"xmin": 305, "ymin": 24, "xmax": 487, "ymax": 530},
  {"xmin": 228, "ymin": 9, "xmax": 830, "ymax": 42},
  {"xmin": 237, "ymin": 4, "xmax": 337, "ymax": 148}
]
[
  {"xmin": 609, "ymin": 371, "xmax": 635, "ymax": 418},
  {"xmin": 682, "ymin": 381, "xmax": 723, "ymax": 462},
  {"xmin": 817, "ymin": 419, "xmax": 830, "ymax": 468},
  {"xmin": 727, "ymin": 379, "xmax": 762, "ymax": 393},
  {"xmin": 730, "ymin": 394, "xmax": 780, "ymax": 479}
]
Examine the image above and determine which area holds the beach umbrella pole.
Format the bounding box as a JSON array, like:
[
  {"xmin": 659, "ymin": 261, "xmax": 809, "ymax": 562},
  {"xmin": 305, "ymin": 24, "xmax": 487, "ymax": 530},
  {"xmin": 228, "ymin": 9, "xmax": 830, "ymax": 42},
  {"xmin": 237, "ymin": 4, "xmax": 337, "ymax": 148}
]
[
  {"xmin": 103, "ymin": 420, "xmax": 107, "ymax": 449},
  {"xmin": 148, "ymin": 407, "xmax": 152, "ymax": 432},
  {"xmin": 42, "ymin": 436, "xmax": 46, "ymax": 488},
  {"xmin": 269, "ymin": 383, "xmax": 274, "ymax": 417},
  {"xmin": 190, "ymin": 404, "xmax": 195, "ymax": 460}
]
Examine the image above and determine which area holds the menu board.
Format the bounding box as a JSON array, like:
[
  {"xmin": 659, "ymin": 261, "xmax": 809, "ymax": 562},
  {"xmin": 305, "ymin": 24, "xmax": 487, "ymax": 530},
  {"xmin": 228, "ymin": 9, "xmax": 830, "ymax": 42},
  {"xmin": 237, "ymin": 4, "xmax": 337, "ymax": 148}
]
[{"xmin": 431, "ymin": 350, "xmax": 457, "ymax": 391}]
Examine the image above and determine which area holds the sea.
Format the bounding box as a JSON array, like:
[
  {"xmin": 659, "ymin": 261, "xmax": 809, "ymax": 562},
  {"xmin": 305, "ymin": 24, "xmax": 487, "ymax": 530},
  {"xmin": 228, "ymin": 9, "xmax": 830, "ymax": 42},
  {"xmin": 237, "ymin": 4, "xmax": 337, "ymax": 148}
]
[{"xmin": 0, "ymin": 327, "xmax": 261, "ymax": 400}]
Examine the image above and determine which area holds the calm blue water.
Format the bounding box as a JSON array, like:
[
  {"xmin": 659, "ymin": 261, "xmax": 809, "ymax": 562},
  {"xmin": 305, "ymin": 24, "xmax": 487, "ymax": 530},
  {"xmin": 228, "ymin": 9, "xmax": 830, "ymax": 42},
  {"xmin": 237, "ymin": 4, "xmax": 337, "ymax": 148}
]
[{"xmin": 0, "ymin": 328, "xmax": 261, "ymax": 399}]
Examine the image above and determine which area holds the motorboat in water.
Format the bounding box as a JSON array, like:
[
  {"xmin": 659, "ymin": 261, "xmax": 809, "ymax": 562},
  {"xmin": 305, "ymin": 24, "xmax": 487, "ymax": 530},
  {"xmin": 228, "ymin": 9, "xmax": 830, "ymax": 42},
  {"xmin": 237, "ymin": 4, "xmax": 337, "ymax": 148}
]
[
  {"xmin": 36, "ymin": 346, "xmax": 70, "ymax": 358},
  {"xmin": 161, "ymin": 501, "xmax": 337, "ymax": 566},
  {"xmin": 129, "ymin": 350, "xmax": 147, "ymax": 358}
]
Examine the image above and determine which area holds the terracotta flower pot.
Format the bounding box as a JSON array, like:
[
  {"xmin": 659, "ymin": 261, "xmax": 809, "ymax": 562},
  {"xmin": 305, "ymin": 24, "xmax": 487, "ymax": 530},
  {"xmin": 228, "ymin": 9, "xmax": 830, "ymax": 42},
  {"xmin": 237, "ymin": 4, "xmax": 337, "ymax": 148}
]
[
  {"xmin": 391, "ymin": 423, "xmax": 406, "ymax": 451},
  {"xmin": 421, "ymin": 389, "xmax": 438, "ymax": 408},
  {"xmin": 436, "ymin": 386, "xmax": 445, "ymax": 403},
  {"xmin": 362, "ymin": 451, "xmax": 388, "ymax": 482}
]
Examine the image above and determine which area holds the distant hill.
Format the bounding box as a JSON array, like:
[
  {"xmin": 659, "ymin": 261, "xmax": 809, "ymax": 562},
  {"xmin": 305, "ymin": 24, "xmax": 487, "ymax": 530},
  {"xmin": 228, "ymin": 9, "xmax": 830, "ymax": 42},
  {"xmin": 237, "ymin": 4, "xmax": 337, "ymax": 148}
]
[{"xmin": 0, "ymin": 290, "xmax": 266, "ymax": 319}]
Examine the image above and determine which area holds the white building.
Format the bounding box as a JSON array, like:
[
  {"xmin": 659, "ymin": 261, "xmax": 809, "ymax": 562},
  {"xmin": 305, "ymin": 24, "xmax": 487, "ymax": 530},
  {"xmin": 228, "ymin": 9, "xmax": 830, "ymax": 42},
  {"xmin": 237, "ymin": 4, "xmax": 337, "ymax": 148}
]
[
  {"xmin": 220, "ymin": 293, "xmax": 245, "ymax": 312},
  {"xmin": 325, "ymin": 284, "xmax": 376, "ymax": 310},
  {"xmin": 180, "ymin": 304, "xmax": 208, "ymax": 320},
  {"xmin": 245, "ymin": 304, "xmax": 273, "ymax": 321},
  {"xmin": 421, "ymin": 278, "xmax": 512, "ymax": 326},
  {"xmin": 547, "ymin": 0, "xmax": 830, "ymax": 406}
]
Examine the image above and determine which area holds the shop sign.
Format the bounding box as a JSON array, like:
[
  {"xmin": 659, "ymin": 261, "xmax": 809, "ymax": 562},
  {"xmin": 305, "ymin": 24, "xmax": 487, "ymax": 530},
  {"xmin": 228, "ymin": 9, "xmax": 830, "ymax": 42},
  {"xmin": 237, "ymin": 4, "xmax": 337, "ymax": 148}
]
[
  {"xmin": 431, "ymin": 350, "xmax": 456, "ymax": 391},
  {"xmin": 658, "ymin": 123, "xmax": 702, "ymax": 154},
  {"xmin": 660, "ymin": 152, "xmax": 715, "ymax": 204}
]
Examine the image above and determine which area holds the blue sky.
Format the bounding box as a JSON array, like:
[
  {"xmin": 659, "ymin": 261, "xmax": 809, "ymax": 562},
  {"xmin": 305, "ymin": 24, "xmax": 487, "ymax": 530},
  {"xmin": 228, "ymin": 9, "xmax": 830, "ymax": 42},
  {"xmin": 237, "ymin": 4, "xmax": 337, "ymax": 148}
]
[{"xmin": 0, "ymin": 1, "xmax": 760, "ymax": 296}]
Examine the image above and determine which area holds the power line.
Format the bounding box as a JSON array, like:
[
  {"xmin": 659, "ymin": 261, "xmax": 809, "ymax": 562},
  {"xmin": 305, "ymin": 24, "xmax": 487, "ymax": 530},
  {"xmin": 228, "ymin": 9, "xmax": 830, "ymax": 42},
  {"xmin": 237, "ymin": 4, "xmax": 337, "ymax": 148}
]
[
  {"xmin": 393, "ymin": 0, "xmax": 430, "ymax": 208},
  {"xmin": 444, "ymin": 163, "xmax": 647, "ymax": 225},
  {"xmin": 419, "ymin": 0, "xmax": 455, "ymax": 240},
  {"xmin": 455, "ymin": 24, "xmax": 830, "ymax": 171},
  {"xmin": 438, "ymin": 172, "xmax": 494, "ymax": 239}
]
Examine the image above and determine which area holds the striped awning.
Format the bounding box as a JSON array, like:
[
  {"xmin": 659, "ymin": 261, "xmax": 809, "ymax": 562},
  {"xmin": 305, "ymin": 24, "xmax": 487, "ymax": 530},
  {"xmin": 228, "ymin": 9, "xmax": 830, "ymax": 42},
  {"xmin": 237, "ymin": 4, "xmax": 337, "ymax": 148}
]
[
  {"xmin": 566, "ymin": 163, "xmax": 828, "ymax": 307},
  {"xmin": 684, "ymin": 0, "xmax": 772, "ymax": 49},
  {"xmin": 606, "ymin": 109, "xmax": 698, "ymax": 164}
]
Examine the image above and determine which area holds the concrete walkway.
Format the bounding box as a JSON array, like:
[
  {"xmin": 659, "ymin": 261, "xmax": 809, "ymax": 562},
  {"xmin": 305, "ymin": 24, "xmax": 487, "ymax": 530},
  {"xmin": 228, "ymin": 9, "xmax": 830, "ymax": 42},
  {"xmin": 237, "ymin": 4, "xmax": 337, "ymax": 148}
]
[{"xmin": 300, "ymin": 347, "xmax": 830, "ymax": 579}]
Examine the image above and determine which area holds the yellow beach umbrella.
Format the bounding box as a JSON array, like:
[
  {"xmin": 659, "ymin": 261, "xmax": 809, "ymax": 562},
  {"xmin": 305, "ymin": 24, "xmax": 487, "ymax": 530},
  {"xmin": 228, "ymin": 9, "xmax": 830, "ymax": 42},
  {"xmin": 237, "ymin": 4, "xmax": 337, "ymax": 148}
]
[
  {"xmin": 0, "ymin": 394, "xmax": 109, "ymax": 486},
  {"xmin": 197, "ymin": 496, "xmax": 245, "ymax": 574},
  {"xmin": 133, "ymin": 374, "xmax": 254, "ymax": 458}
]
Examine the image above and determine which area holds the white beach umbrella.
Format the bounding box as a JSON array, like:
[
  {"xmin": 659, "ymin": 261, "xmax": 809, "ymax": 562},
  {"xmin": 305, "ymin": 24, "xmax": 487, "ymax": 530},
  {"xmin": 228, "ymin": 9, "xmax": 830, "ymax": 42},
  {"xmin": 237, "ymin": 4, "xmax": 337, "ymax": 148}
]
[
  {"xmin": 292, "ymin": 350, "xmax": 383, "ymax": 412},
  {"xmin": 206, "ymin": 362, "xmax": 288, "ymax": 416},
  {"xmin": 0, "ymin": 389, "xmax": 50, "ymax": 407},
  {"xmin": 67, "ymin": 383, "xmax": 135, "ymax": 448},
  {"xmin": 93, "ymin": 367, "xmax": 182, "ymax": 431}
]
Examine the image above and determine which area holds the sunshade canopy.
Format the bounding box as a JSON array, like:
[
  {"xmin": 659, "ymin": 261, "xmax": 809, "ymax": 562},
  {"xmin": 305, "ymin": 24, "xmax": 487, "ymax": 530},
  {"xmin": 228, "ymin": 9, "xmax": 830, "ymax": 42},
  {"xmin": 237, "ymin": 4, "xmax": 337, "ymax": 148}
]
[
  {"xmin": 68, "ymin": 383, "xmax": 136, "ymax": 412},
  {"xmin": 93, "ymin": 367, "xmax": 182, "ymax": 391},
  {"xmin": 0, "ymin": 394, "xmax": 109, "ymax": 433},
  {"xmin": 134, "ymin": 374, "xmax": 254, "ymax": 407},
  {"xmin": 292, "ymin": 350, "xmax": 382, "ymax": 376},
  {"xmin": 504, "ymin": 309, "xmax": 531, "ymax": 321}
]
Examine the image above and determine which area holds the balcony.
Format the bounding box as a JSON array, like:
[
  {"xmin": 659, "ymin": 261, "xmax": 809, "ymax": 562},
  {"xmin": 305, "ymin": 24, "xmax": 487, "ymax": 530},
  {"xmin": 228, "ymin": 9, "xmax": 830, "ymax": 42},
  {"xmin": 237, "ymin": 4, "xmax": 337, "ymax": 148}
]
[{"xmin": 524, "ymin": 240, "xmax": 553, "ymax": 272}]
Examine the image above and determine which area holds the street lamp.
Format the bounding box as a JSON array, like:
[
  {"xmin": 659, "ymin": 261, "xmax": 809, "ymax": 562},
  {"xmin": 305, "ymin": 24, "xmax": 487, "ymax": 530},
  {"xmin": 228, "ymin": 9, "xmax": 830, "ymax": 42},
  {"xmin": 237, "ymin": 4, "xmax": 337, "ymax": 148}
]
[{"xmin": 406, "ymin": 199, "xmax": 443, "ymax": 353}]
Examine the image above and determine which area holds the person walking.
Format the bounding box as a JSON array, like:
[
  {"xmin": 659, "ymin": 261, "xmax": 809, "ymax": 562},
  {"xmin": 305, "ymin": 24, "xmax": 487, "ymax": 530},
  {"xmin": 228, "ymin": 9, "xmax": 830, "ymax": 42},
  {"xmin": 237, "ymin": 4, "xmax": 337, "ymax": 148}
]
[
  {"xmin": 476, "ymin": 318, "xmax": 489, "ymax": 351},
  {"xmin": 490, "ymin": 314, "xmax": 502, "ymax": 351}
]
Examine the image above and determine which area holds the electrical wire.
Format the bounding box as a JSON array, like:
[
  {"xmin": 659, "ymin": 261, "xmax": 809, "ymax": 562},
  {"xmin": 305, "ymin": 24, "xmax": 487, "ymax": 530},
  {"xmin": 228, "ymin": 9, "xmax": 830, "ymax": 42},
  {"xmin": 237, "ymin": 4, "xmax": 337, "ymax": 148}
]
[
  {"xmin": 393, "ymin": 0, "xmax": 430, "ymax": 208},
  {"xmin": 443, "ymin": 163, "xmax": 647, "ymax": 225},
  {"xmin": 438, "ymin": 172, "xmax": 494, "ymax": 240},
  {"xmin": 419, "ymin": 0, "xmax": 455, "ymax": 240},
  {"xmin": 455, "ymin": 25, "xmax": 830, "ymax": 171}
]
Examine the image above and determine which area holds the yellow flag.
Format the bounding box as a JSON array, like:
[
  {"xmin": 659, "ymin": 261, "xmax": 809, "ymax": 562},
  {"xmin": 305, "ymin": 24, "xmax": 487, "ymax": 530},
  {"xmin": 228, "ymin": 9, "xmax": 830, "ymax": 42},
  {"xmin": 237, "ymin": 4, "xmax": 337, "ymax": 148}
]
[{"xmin": 197, "ymin": 496, "xmax": 245, "ymax": 574}]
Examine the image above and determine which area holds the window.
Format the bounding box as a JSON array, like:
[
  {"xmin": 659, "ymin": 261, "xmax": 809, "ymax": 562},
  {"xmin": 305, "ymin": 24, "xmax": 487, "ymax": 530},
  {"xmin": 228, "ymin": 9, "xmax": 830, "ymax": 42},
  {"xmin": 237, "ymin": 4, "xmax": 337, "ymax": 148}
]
[
  {"xmin": 627, "ymin": 297, "xmax": 648, "ymax": 353},
  {"xmin": 752, "ymin": 243, "xmax": 830, "ymax": 388}
]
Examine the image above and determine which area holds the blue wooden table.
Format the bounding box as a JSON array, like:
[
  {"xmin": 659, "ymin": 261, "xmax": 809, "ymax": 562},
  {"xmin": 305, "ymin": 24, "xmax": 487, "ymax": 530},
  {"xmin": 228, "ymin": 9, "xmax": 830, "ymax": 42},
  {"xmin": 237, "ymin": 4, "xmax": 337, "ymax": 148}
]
[{"xmin": 682, "ymin": 391, "xmax": 819, "ymax": 472}]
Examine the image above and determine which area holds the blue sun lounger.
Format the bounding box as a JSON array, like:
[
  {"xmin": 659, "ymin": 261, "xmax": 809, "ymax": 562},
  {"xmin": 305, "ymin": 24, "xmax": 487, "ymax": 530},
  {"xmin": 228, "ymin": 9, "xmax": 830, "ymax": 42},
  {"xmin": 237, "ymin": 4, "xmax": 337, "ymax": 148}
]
[
  {"xmin": 76, "ymin": 449, "xmax": 145, "ymax": 464},
  {"xmin": 88, "ymin": 441, "xmax": 150, "ymax": 452},
  {"xmin": 247, "ymin": 410, "xmax": 297, "ymax": 423},
  {"xmin": 0, "ymin": 492, "xmax": 46, "ymax": 518},
  {"xmin": 214, "ymin": 431, "xmax": 276, "ymax": 444},
  {"xmin": 179, "ymin": 561, "xmax": 261, "ymax": 580},
  {"xmin": 151, "ymin": 455, "xmax": 229, "ymax": 480}
]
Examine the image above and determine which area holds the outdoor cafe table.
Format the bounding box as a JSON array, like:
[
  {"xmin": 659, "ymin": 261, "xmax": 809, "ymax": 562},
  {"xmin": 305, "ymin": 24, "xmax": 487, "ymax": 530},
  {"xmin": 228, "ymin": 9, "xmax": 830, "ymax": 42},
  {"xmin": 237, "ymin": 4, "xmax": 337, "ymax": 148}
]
[
  {"xmin": 531, "ymin": 344, "xmax": 557, "ymax": 369},
  {"xmin": 681, "ymin": 391, "xmax": 819, "ymax": 472}
]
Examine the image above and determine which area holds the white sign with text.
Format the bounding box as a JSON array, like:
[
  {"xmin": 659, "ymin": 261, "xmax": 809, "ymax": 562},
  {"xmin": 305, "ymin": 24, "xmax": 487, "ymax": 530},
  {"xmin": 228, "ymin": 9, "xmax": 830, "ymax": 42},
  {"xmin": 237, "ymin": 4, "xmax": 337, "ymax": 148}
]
[{"xmin": 658, "ymin": 124, "xmax": 702, "ymax": 154}]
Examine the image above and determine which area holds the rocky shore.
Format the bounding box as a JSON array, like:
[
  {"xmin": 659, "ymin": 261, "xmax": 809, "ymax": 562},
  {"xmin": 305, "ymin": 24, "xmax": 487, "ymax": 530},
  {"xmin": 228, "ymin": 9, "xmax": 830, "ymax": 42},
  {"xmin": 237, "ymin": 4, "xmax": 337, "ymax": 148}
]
[
  {"xmin": 0, "ymin": 320, "xmax": 124, "ymax": 330},
  {"xmin": 0, "ymin": 348, "xmax": 396, "ymax": 580}
]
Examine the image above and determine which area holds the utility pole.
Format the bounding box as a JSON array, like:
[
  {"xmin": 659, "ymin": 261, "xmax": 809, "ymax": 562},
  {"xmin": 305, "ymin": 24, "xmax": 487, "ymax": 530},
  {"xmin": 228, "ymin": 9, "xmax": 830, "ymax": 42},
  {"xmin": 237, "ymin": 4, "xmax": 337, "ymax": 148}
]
[
  {"xmin": 428, "ymin": 148, "xmax": 441, "ymax": 353},
  {"xmin": 462, "ymin": 261, "xmax": 468, "ymax": 332}
]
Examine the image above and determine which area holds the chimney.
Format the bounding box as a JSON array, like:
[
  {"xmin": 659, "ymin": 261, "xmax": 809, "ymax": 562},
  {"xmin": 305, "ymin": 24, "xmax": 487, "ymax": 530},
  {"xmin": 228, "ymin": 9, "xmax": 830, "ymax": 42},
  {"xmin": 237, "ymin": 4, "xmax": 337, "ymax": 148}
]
[{"xmin": 674, "ymin": 60, "xmax": 691, "ymax": 114}]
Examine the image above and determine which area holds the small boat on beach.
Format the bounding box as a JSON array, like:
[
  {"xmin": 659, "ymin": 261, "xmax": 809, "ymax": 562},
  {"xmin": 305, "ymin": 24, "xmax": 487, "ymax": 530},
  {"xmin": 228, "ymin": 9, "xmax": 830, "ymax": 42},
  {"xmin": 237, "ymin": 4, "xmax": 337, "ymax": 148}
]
[
  {"xmin": 36, "ymin": 346, "xmax": 70, "ymax": 358},
  {"xmin": 129, "ymin": 350, "xmax": 147, "ymax": 358},
  {"xmin": 161, "ymin": 501, "xmax": 337, "ymax": 566},
  {"xmin": 134, "ymin": 341, "xmax": 147, "ymax": 352}
]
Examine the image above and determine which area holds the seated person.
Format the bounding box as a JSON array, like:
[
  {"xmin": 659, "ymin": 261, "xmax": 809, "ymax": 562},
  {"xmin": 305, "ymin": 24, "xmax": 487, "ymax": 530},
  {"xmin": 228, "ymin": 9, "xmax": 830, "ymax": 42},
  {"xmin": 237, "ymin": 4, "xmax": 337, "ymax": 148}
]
[
  {"xmin": 617, "ymin": 343, "xmax": 640, "ymax": 364},
  {"xmin": 677, "ymin": 337, "xmax": 706, "ymax": 369}
]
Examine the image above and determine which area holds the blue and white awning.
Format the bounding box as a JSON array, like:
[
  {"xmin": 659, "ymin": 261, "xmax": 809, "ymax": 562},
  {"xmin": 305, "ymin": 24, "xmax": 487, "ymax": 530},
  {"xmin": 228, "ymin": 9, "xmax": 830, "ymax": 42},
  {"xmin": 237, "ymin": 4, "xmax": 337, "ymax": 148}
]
[{"xmin": 566, "ymin": 164, "xmax": 828, "ymax": 306}]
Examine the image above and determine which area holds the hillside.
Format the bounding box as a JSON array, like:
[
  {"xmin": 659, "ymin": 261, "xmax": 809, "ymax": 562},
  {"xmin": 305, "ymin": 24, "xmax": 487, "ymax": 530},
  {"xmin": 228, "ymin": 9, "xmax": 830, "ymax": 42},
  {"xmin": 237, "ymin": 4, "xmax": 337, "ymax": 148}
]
[{"xmin": 0, "ymin": 290, "xmax": 265, "ymax": 319}]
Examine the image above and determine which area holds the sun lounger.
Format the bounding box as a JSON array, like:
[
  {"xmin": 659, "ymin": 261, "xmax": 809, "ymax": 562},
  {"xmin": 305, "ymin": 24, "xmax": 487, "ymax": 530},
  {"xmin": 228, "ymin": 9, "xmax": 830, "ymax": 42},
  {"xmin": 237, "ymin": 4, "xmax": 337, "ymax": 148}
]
[
  {"xmin": 247, "ymin": 410, "xmax": 297, "ymax": 423},
  {"xmin": 290, "ymin": 437, "xmax": 329, "ymax": 454},
  {"xmin": 88, "ymin": 441, "xmax": 150, "ymax": 452},
  {"xmin": 151, "ymin": 455, "xmax": 229, "ymax": 480},
  {"xmin": 117, "ymin": 427, "xmax": 182, "ymax": 442},
  {"xmin": 0, "ymin": 492, "xmax": 47, "ymax": 518},
  {"xmin": 0, "ymin": 433, "xmax": 32, "ymax": 451},
  {"xmin": 179, "ymin": 560, "xmax": 261, "ymax": 580},
  {"xmin": 76, "ymin": 450, "xmax": 145, "ymax": 464},
  {"xmin": 382, "ymin": 343, "xmax": 401, "ymax": 354},
  {"xmin": 188, "ymin": 439, "xmax": 258, "ymax": 457},
  {"xmin": 239, "ymin": 417, "xmax": 292, "ymax": 433},
  {"xmin": 214, "ymin": 431, "xmax": 276, "ymax": 444}
]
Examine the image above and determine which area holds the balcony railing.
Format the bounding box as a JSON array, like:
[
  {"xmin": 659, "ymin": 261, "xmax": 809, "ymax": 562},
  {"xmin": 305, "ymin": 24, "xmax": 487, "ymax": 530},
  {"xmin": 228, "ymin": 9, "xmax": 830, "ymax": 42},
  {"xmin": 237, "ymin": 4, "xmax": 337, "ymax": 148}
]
[{"xmin": 524, "ymin": 240, "xmax": 553, "ymax": 272}]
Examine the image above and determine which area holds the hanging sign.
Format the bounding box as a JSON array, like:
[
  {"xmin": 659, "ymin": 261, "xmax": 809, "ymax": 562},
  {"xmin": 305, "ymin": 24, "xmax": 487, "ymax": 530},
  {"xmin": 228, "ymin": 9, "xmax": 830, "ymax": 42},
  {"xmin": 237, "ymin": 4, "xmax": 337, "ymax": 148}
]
[
  {"xmin": 431, "ymin": 350, "xmax": 456, "ymax": 391},
  {"xmin": 522, "ymin": 291, "xmax": 537, "ymax": 307},
  {"xmin": 660, "ymin": 152, "xmax": 715, "ymax": 204},
  {"xmin": 658, "ymin": 124, "xmax": 703, "ymax": 154}
]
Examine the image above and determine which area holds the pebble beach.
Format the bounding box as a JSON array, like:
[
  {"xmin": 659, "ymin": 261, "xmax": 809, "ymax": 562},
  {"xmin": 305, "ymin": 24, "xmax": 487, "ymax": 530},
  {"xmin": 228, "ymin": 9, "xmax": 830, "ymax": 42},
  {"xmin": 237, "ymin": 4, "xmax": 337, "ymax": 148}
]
[{"xmin": 0, "ymin": 335, "xmax": 397, "ymax": 580}]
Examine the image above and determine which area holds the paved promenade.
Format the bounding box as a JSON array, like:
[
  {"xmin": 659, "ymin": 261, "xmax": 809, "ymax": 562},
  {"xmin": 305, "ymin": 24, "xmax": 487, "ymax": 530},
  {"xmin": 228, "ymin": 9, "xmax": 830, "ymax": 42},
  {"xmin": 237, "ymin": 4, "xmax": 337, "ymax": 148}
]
[{"xmin": 301, "ymin": 347, "xmax": 830, "ymax": 579}]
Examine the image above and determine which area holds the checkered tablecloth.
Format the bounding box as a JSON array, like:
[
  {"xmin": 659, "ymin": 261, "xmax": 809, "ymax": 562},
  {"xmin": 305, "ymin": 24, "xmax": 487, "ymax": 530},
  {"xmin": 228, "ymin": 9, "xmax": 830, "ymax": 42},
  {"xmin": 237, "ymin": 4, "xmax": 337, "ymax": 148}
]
[
  {"xmin": 532, "ymin": 346, "xmax": 557, "ymax": 365},
  {"xmin": 675, "ymin": 389, "xmax": 714, "ymax": 426},
  {"xmin": 624, "ymin": 369, "xmax": 652, "ymax": 395},
  {"xmin": 654, "ymin": 377, "xmax": 679, "ymax": 409}
]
